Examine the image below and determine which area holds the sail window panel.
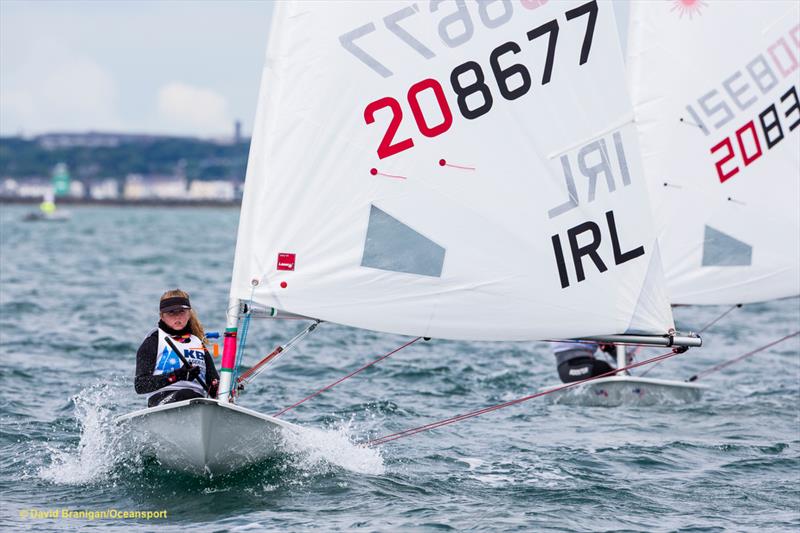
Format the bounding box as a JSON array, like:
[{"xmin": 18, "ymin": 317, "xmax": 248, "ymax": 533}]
[
  {"xmin": 702, "ymin": 225, "xmax": 752, "ymax": 267},
  {"xmin": 361, "ymin": 205, "xmax": 445, "ymax": 278}
]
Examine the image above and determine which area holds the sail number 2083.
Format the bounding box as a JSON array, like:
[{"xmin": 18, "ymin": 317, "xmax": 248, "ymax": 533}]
[{"xmin": 364, "ymin": 0, "xmax": 598, "ymax": 160}]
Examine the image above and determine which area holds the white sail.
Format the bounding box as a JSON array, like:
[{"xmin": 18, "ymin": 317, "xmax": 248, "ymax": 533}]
[
  {"xmin": 627, "ymin": 0, "xmax": 800, "ymax": 305},
  {"xmin": 230, "ymin": 0, "xmax": 674, "ymax": 341}
]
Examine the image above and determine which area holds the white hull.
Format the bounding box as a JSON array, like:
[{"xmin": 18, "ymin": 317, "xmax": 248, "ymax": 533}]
[
  {"xmin": 543, "ymin": 376, "xmax": 708, "ymax": 407},
  {"xmin": 115, "ymin": 398, "xmax": 299, "ymax": 475}
]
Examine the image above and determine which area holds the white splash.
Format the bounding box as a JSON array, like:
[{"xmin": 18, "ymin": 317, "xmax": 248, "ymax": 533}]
[
  {"xmin": 38, "ymin": 382, "xmax": 131, "ymax": 485},
  {"xmin": 280, "ymin": 419, "xmax": 385, "ymax": 476},
  {"xmin": 458, "ymin": 457, "xmax": 485, "ymax": 470}
]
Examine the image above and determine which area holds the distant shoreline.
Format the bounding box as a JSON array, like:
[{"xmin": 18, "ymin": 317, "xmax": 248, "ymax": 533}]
[{"xmin": 0, "ymin": 196, "xmax": 240, "ymax": 208}]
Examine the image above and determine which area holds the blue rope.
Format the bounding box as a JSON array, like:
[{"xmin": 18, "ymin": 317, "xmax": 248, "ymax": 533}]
[{"xmin": 230, "ymin": 311, "xmax": 251, "ymax": 395}]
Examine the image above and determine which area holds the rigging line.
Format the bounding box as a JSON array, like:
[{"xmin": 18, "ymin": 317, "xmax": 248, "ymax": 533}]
[
  {"xmin": 227, "ymin": 311, "xmax": 251, "ymax": 398},
  {"xmin": 365, "ymin": 347, "xmax": 686, "ymax": 447},
  {"xmin": 698, "ymin": 304, "xmax": 742, "ymax": 334},
  {"xmin": 237, "ymin": 320, "xmax": 321, "ymax": 385},
  {"xmin": 226, "ymin": 288, "xmax": 256, "ymax": 399},
  {"xmin": 273, "ymin": 337, "xmax": 422, "ymax": 418},
  {"xmin": 640, "ymin": 304, "xmax": 742, "ymax": 378},
  {"xmin": 687, "ymin": 330, "xmax": 799, "ymax": 382}
]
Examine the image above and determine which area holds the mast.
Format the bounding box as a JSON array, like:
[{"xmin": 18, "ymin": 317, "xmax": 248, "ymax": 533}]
[
  {"xmin": 616, "ymin": 344, "xmax": 627, "ymax": 376},
  {"xmin": 217, "ymin": 297, "xmax": 240, "ymax": 403}
]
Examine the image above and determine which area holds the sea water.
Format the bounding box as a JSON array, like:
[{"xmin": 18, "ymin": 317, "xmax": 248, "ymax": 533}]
[{"xmin": 0, "ymin": 205, "xmax": 798, "ymax": 532}]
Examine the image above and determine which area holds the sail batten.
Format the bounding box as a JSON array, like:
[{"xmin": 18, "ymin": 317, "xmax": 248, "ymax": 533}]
[{"xmin": 230, "ymin": 0, "xmax": 675, "ymax": 341}]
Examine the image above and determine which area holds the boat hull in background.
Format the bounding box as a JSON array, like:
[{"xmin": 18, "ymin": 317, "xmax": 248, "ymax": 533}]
[
  {"xmin": 115, "ymin": 398, "xmax": 298, "ymax": 475},
  {"xmin": 23, "ymin": 211, "xmax": 71, "ymax": 222},
  {"xmin": 544, "ymin": 376, "xmax": 707, "ymax": 407}
]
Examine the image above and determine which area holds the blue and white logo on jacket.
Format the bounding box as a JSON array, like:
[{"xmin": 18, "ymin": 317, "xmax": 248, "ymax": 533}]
[{"xmin": 155, "ymin": 346, "xmax": 182, "ymax": 374}]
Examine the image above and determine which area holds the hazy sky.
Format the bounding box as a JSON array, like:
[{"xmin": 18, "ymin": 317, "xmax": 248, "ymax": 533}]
[{"xmin": 0, "ymin": 0, "xmax": 629, "ymax": 139}]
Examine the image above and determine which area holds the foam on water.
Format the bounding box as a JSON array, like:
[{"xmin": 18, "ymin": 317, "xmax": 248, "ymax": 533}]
[
  {"xmin": 38, "ymin": 381, "xmax": 384, "ymax": 483},
  {"xmin": 37, "ymin": 382, "xmax": 132, "ymax": 485},
  {"xmin": 281, "ymin": 418, "xmax": 385, "ymax": 476},
  {"xmin": 459, "ymin": 457, "xmax": 484, "ymax": 470}
]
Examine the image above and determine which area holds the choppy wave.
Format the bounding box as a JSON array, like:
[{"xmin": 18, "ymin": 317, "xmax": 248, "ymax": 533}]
[
  {"xmin": 1, "ymin": 206, "xmax": 798, "ymax": 532},
  {"xmin": 37, "ymin": 383, "xmax": 132, "ymax": 485}
]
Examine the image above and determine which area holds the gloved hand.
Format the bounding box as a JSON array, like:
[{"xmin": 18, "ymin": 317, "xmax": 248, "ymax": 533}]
[
  {"xmin": 599, "ymin": 343, "xmax": 616, "ymax": 355},
  {"xmin": 208, "ymin": 379, "xmax": 219, "ymax": 399},
  {"xmin": 166, "ymin": 364, "xmax": 200, "ymax": 384}
]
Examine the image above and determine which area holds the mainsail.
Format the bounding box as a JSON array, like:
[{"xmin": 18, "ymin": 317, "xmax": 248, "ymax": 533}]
[
  {"xmin": 627, "ymin": 0, "xmax": 800, "ymax": 305},
  {"xmin": 230, "ymin": 0, "xmax": 674, "ymax": 341}
]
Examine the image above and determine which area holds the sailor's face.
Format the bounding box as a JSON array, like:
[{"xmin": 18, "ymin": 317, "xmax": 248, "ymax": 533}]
[{"xmin": 161, "ymin": 309, "xmax": 190, "ymax": 330}]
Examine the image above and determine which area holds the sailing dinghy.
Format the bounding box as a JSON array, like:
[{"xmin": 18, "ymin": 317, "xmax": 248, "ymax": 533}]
[
  {"xmin": 116, "ymin": 399, "xmax": 300, "ymax": 475},
  {"xmin": 118, "ymin": 0, "xmax": 705, "ymax": 473},
  {"xmin": 23, "ymin": 190, "xmax": 71, "ymax": 222}
]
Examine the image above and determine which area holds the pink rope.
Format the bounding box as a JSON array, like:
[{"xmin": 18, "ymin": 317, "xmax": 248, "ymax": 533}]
[
  {"xmin": 688, "ymin": 330, "xmax": 799, "ymax": 382},
  {"xmin": 273, "ymin": 337, "xmax": 421, "ymax": 418},
  {"xmin": 366, "ymin": 330, "xmax": 800, "ymax": 447},
  {"xmin": 366, "ymin": 347, "xmax": 684, "ymax": 447},
  {"xmin": 641, "ymin": 304, "xmax": 740, "ymax": 378}
]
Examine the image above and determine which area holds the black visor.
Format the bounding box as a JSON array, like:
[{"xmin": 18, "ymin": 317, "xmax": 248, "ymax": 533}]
[{"xmin": 160, "ymin": 296, "xmax": 191, "ymax": 313}]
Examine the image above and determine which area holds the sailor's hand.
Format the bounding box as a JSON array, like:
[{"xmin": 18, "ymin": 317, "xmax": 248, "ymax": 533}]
[
  {"xmin": 167, "ymin": 366, "xmax": 187, "ymax": 383},
  {"xmin": 168, "ymin": 365, "xmax": 199, "ymax": 383},
  {"xmin": 208, "ymin": 379, "xmax": 219, "ymax": 398},
  {"xmin": 599, "ymin": 343, "xmax": 616, "ymax": 355},
  {"xmin": 186, "ymin": 365, "xmax": 201, "ymax": 381}
]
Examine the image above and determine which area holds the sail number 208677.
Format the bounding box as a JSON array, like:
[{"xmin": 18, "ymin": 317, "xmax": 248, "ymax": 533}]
[{"xmin": 357, "ymin": 0, "xmax": 599, "ymax": 160}]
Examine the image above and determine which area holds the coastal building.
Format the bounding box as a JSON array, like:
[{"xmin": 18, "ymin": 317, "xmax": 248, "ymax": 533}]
[
  {"xmin": 188, "ymin": 180, "xmax": 235, "ymax": 201},
  {"xmin": 90, "ymin": 179, "xmax": 119, "ymax": 200},
  {"xmin": 36, "ymin": 132, "xmax": 175, "ymax": 150},
  {"xmin": 69, "ymin": 180, "xmax": 85, "ymax": 199},
  {"xmin": 1, "ymin": 178, "xmax": 19, "ymax": 196},
  {"xmin": 12, "ymin": 179, "xmax": 51, "ymax": 199},
  {"xmin": 123, "ymin": 174, "xmax": 187, "ymax": 200}
]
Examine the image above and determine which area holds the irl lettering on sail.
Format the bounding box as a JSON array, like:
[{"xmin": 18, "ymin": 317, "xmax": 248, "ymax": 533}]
[{"xmin": 548, "ymin": 130, "xmax": 644, "ymax": 289}]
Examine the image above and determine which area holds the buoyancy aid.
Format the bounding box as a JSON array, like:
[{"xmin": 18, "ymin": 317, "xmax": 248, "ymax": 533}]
[{"xmin": 150, "ymin": 328, "xmax": 208, "ymax": 399}]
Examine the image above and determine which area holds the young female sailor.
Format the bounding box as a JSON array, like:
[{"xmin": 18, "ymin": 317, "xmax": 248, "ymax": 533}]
[{"xmin": 135, "ymin": 289, "xmax": 220, "ymax": 407}]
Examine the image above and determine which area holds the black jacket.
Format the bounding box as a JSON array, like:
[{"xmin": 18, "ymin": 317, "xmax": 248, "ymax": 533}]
[{"xmin": 134, "ymin": 327, "xmax": 220, "ymax": 394}]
